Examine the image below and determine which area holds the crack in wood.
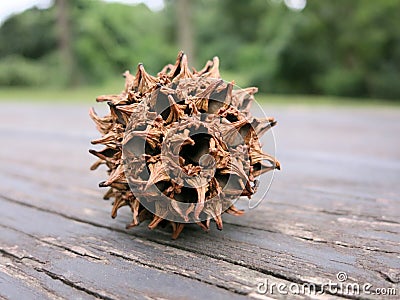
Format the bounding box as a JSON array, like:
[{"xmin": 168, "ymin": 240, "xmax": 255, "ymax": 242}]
[
  {"xmin": 34, "ymin": 267, "xmax": 116, "ymax": 300},
  {"xmin": 1, "ymin": 249, "xmax": 70, "ymax": 300},
  {"xmin": 0, "ymin": 223, "xmax": 104, "ymax": 262},
  {"xmin": 294, "ymin": 236, "xmax": 400, "ymax": 255},
  {"xmin": 376, "ymin": 270, "xmax": 400, "ymax": 284},
  {"xmin": 107, "ymin": 251, "xmax": 249, "ymax": 296},
  {"xmin": 0, "ymin": 248, "xmax": 45, "ymax": 265},
  {"xmin": 40, "ymin": 238, "xmax": 104, "ymax": 261}
]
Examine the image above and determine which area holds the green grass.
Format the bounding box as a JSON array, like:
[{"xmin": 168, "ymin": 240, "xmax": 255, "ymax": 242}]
[
  {"xmin": 255, "ymin": 94, "xmax": 400, "ymax": 107},
  {"xmin": 0, "ymin": 80, "xmax": 123, "ymax": 103},
  {"xmin": 0, "ymin": 80, "xmax": 399, "ymax": 107}
]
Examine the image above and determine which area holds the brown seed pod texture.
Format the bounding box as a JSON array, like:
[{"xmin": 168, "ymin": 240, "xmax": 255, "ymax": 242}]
[{"xmin": 90, "ymin": 51, "xmax": 280, "ymax": 239}]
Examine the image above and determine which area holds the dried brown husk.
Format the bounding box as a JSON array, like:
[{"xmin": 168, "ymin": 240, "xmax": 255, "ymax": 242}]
[{"xmin": 90, "ymin": 51, "xmax": 279, "ymax": 239}]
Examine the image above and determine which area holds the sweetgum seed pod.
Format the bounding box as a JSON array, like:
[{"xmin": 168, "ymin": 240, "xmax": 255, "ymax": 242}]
[{"xmin": 90, "ymin": 51, "xmax": 280, "ymax": 239}]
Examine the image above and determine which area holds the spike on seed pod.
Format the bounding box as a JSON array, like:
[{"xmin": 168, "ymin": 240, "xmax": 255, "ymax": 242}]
[{"xmin": 90, "ymin": 52, "xmax": 280, "ymax": 239}]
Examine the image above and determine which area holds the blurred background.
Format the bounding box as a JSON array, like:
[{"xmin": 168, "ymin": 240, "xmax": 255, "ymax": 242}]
[{"xmin": 0, "ymin": 0, "xmax": 399, "ymax": 103}]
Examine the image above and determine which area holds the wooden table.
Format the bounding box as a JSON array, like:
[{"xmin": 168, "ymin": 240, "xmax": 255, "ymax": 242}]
[{"xmin": 0, "ymin": 103, "xmax": 399, "ymax": 299}]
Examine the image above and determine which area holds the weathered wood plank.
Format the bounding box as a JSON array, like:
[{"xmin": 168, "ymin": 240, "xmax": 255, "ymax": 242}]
[
  {"xmin": 1, "ymin": 196, "xmax": 315, "ymax": 299},
  {"xmin": 1, "ymin": 159, "xmax": 398, "ymax": 299},
  {"xmin": 1, "ymin": 103, "xmax": 399, "ymax": 299},
  {"xmin": 0, "ymin": 199, "xmax": 254, "ymax": 299},
  {"xmin": 2, "ymin": 147, "xmax": 399, "ymax": 256}
]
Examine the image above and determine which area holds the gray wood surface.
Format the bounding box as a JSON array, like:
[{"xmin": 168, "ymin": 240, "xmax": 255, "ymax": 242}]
[{"xmin": 0, "ymin": 102, "xmax": 399, "ymax": 299}]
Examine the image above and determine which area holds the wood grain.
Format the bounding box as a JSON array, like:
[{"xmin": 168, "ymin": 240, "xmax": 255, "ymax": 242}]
[{"xmin": 0, "ymin": 103, "xmax": 399, "ymax": 299}]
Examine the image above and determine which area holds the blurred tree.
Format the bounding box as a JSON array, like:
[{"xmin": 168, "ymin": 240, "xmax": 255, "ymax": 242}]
[
  {"xmin": 71, "ymin": 0, "xmax": 175, "ymax": 84},
  {"xmin": 0, "ymin": 7, "xmax": 56, "ymax": 59},
  {"xmin": 209, "ymin": 0, "xmax": 400, "ymax": 99},
  {"xmin": 0, "ymin": 0, "xmax": 175, "ymax": 86},
  {"xmin": 0, "ymin": 6, "xmax": 58, "ymax": 86},
  {"xmin": 177, "ymin": 0, "xmax": 194, "ymax": 64},
  {"xmin": 55, "ymin": 0, "xmax": 75, "ymax": 85},
  {"xmin": 0, "ymin": 0, "xmax": 399, "ymax": 100}
]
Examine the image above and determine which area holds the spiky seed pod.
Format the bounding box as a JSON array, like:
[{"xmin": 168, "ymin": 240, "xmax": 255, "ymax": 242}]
[{"xmin": 90, "ymin": 51, "xmax": 280, "ymax": 239}]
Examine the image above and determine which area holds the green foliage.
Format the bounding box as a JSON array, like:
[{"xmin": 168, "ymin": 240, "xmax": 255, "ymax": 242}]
[
  {"xmin": 0, "ymin": 0, "xmax": 175, "ymax": 86},
  {"xmin": 0, "ymin": 52, "xmax": 68, "ymax": 87},
  {"xmin": 263, "ymin": 0, "xmax": 400, "ymax": 99},
  {"xmin": 0, "ymin": 0, "xmax": 399, "ymax": 99},
  {"xmin": 190, "ymin": 0, "xmax": 400, "ymax": 99},
  {"xmin": 0, "ymin": 7, "xmax": 57, "ymax": 59},
  {"xmin": 0, "ymin": 55, "xmax": 48, "ymax": 86},
  {"xmin": 72, "ymin": 1, "xmax": 175, "ymax": 83}
]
